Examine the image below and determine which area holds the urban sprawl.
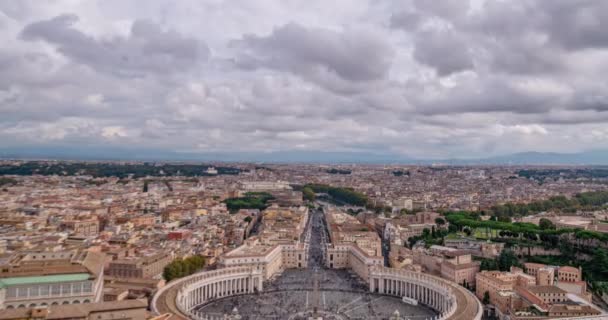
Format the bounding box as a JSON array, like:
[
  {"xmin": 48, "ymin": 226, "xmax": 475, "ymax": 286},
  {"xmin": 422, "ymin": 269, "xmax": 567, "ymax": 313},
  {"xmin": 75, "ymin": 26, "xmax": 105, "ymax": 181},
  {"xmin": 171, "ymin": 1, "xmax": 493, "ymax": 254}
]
[{"xmin": 0, "ymin": 161, "xmax": 608, "ymax": 320}]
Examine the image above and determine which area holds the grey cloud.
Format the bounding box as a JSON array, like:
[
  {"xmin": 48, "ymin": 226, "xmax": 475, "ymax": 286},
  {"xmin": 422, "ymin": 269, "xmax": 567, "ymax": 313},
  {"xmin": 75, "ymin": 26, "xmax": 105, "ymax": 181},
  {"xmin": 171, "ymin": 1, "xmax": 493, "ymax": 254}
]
[
  {"xmin": 392, "ymin": 0, "xmax": 606, "ymax": 77},
  {"xmin": 0, "ymin": 1, "xmax": 30, "ymax": 20},
  {"xmin": 412, "ymin": 0, "xmax": 469, "ymax": 21},
  {"xmin": 232, "ymin": 22, "xmax": 394, "ymax": 83},
  {"xmin": 416, "ymin": 79, "xmax": 558, "ymax": 115},
  {"xmin": 413, "ymin": 29, "xmax": 473, "ymax": 76},
  {"xmin": 390, "ymin": 10, "xmax": 423, "ymax": 30},
  {"xmin": 21, "ymin": 14, "xmax": 208, "ymax": 77},
  {"xmin": 469, "ymin": 0, "xmax": 608, "ymax": 69},
  {"xmin": 541, "ymin": 0, "xmax": 608, "ymax": 50},
  {"xmin": 569, "ymin": 90, "xmax": 608, "ymax": 112}
]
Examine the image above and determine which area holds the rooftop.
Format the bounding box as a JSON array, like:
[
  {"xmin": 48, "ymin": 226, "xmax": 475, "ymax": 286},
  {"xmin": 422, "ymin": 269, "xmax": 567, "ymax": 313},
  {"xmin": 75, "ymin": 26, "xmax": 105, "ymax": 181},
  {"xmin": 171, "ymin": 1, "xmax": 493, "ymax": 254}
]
[
  {"xmin": 527, "ymin": 285, "xmax": 568, "ymax": 295},
  {"xmin": 0, "ymin": 273, "xmax": 90, "ymax": 289}
]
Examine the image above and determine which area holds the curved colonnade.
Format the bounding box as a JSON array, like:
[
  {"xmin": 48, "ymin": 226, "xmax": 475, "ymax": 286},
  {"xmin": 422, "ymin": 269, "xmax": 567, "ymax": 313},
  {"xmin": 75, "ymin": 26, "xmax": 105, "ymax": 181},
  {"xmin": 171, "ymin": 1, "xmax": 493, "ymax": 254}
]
[
  {"xmin": 152, "ymin": 265, "xmax": 482, "ymax": 320},
  {"xmin": 370, "ymin": 267, "xmax": 483, "ymax": 320},
  {"xmin": 151, "ymin": 267, "xmax": 264, "ymax": 320}
]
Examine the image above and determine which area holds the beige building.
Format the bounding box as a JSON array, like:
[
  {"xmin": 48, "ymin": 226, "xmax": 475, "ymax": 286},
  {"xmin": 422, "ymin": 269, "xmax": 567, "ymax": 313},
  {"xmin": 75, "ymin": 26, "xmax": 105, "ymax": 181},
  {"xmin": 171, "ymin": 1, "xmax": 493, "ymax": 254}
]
[
  {"xmin": 326, "ymin": 243, "xmax": 383, "ymax": 281},
  {"xmin": 0, "ymin": 250, "xmax": 105, "ymax": 310},
  {"xmin": 475, "ymin": 269, "xmax": 535, "ymax": 306},
  {"xmin": 218, "ymin": 205, "xmax": 309, "ymax": 280},
  {"xmin": 0, "ymin": 299, "xmax": 148, "ymax": 320},
  {"xmin": 523, "ymin": 263, "xmax": 591, "ymax": 301},
  {"xmin": 325, "ymin": 209, "xmax": 384, "ymax": 281},
  {"xmin": 524, "ymin": 263, "xmax": 555, "ymax": 286},
  {"xmin": 440, "ymin": 253, "xmax": 479, "ymax": 288},
  {"xmin": 105, "ymin": 251, "xmax": 172, "ymax": 279},
  {"xmin": 258, "ymin": 205, "xmax": 309, "ymax": 245},
  {"xmin": 558, "ymin": 266, "xmax": 582, "ymax": 282},
  {"xmin": 219, "ymin": 241, "xmax": 306, "ymax": 280},
  {"xmin": 60, "ymin": 219, "xmax": 99, "ymax": 237},
  {"xmin": 477, "ymin": 268, "xmax": 602, "ymax": 319}
]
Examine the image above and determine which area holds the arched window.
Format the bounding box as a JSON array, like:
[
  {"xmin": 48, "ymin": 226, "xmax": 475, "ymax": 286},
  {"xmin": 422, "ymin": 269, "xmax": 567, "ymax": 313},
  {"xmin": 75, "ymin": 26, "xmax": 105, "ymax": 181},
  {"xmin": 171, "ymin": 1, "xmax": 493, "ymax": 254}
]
[
  {"xmin": 6, "ymin": 305, "xmax": 14, "ymax": 309},
  {"xmin": 83, "ymin": 299, "xmax": 91, "ymax": 303},
  {"xmin": 29, "ymin": 303, "xmax": 36, "ymax": 308},
  {"xmin": 62, "ymin": 301, "xmax": 70, "ymax": 305},
  {"xmin": 18, "ymin": 305, "xmax": 26, "ymax": 308},
  {"xmin": 73, "ymin": 300, "xmax": 80, "ymax": 304},
  {"xmin": 52, "ymin": 302, "xmax": 59, "ymax": 306}
]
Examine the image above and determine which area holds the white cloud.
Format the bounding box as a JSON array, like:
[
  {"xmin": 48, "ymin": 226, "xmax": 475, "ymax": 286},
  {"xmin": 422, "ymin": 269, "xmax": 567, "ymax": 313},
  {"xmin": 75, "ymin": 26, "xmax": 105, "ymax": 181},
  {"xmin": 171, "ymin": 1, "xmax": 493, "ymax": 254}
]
[{"xmin": 101, "ymin": 126, "xmax": 128, "ymax": 139}]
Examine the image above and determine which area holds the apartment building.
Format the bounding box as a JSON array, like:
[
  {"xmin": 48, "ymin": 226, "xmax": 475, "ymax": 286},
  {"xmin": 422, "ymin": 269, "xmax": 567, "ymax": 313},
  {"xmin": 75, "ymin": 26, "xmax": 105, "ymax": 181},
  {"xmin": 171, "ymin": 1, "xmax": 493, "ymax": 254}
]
[
  {"xmin": 60, "ymin": 219, "xmax": 99, "ymax": 237},
  {"xmin": 440, "ymin": 253, "xmax": 480, "ymax": 287},
  {"xmin": 105, "ymin": 251, "xmax": 172, "ymax": 279}
]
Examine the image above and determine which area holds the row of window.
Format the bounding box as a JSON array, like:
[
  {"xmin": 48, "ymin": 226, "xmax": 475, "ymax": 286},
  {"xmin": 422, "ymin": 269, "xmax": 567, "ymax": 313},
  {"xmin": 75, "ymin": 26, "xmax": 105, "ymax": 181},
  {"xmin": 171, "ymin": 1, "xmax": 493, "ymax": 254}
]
[
  {"xmin": 6, "ymin": 282, "xmax": 94, "ymax": 298},
  {"xmin": 5, "ymin": 299, "xmax": 91, "ymax": 309}
]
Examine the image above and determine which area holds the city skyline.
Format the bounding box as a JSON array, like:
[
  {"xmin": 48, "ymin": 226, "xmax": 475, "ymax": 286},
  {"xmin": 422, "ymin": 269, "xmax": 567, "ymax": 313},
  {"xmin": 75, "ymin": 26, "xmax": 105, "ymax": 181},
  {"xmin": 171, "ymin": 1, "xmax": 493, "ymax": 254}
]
[{"xmin": 2, "ymin": 1, "xmax": 608, "ymax": 160}]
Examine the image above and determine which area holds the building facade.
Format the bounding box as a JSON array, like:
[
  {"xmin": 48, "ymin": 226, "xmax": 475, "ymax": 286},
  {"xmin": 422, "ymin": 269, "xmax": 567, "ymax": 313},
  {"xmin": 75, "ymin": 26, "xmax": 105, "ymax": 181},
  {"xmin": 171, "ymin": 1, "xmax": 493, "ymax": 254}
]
[
  {"xmin": 0, "ymin": 250, "xmax": 104, "ymax": 310},
  {"xmin": 105, "ymin": 251, "xmax": 172, "ymax": 279}
]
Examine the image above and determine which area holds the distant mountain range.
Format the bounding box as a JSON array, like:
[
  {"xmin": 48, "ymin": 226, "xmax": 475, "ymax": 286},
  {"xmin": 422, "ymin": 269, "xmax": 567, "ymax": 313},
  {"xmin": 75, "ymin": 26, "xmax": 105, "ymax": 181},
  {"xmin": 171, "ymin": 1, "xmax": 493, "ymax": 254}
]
[
  {"xmin": 456, "ymin": 150, "xmax": 608, "ymax": 165},
  {"xmin": 1, "ymin": 146, "xmax": 607, "ymax": 165}
]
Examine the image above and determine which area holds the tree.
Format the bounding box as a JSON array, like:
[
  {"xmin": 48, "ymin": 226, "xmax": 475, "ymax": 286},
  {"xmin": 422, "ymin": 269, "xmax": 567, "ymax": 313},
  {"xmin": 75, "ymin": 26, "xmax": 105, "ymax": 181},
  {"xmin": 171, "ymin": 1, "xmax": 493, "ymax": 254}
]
[
  {"xmin": 539, "ymin": 218, "xmax": 556, "ymax": 230},
  {"xmin": 463, "ymin": 227, "xmax": 472, "ymax": 236},
  {"xmin": 480, "ymin": 259, "xmax": 498, "ymax": 271},
  {"xmin": 163, "ymin": 256, "xmax": 206, "ymax": 282},
  {"xmin": 422, "ymin": 228, "xmax": 431, "ymax": 237},
  {"xmin": 408, "ymin": 237, "xmax": 418, "ymax": 248},
  {"xmin": 483, "ymin": 291, "xmax": 491, "ymax": 305},
  {"xmin": 497, "ymin": 249, "xmax": 520, "ymax": 271},
  {"xmin": 448, "ymin": 224, "xmax": 458, "ymax": 233},
  {"xmin": 302, "ymin": 187, "xmax": 315, "ymax": 201},
  {"xmin": 497, "ymin": 216, "xmax": 511, "ymax": 223},
  {"xmin": 435, "ymin": 217, "xmax": 446, "ymax": 226}
]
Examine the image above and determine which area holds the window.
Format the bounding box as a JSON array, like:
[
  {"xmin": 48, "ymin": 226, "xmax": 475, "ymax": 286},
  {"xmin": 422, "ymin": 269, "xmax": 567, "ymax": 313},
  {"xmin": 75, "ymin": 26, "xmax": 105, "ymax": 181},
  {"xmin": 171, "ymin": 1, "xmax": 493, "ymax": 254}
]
[
  {"xmin": 7, "ymin": 288, "xmax": 17, "ymax": 298},
  {"xmin": 52, "ymin": 284, "xmax": 61, "ymax": 295}
]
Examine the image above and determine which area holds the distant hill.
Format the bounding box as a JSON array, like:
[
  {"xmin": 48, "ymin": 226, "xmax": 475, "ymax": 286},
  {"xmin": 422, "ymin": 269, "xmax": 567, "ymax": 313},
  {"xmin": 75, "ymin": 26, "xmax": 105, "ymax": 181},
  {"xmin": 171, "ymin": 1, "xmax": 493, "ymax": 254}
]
[
  {"xmin": 1, "ymin": 146, "xmax": 608, "ymax": 165},
  {"xmin": 454, "ymin": 150, "xmax": 608, "ymax": 165}
]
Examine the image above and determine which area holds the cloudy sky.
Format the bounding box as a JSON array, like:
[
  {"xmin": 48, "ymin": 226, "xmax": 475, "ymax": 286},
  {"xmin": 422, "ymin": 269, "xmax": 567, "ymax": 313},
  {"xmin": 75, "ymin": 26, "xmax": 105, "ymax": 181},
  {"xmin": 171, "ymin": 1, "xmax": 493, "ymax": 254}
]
[{"xmin": 1, "ymin": 0, "xmax": 608, "ymax": 160}]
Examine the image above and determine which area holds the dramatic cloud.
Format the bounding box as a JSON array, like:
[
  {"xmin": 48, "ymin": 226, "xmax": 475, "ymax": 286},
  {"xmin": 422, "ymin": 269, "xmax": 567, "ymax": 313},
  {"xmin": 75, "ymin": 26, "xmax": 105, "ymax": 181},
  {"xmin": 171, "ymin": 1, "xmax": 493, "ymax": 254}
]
[
  {"xmin": 1, "ymin": 0, "xmax": 608, "ymax": 159},
  {"xmin": 21, "ymin": 14, "xmax": 208, "ymax": 77},
  {"xmin": 412, "ymin": 29, "xmax": 473, "ymax": 76},
  {"xmin": 232, "ymin": 22, "xmax": 394, "ymax": 87}
]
